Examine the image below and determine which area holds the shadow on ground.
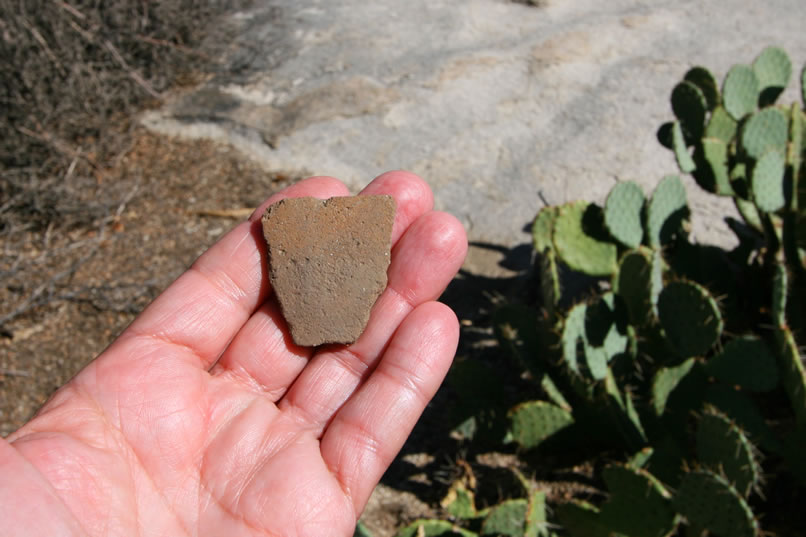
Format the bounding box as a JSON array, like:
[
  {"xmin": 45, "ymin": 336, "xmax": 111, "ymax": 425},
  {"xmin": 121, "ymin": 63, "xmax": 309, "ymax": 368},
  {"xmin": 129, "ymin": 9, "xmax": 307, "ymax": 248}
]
[{"xmin": 364, "ymin": 230, "xmax": 553, "ymax": 530}]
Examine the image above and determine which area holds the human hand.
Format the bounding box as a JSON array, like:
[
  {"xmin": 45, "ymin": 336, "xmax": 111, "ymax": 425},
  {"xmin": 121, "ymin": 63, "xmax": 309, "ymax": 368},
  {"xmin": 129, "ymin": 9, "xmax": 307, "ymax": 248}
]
[{"xmin": 1, "ymin": 171, "xmax": 467, "ymax": 537}]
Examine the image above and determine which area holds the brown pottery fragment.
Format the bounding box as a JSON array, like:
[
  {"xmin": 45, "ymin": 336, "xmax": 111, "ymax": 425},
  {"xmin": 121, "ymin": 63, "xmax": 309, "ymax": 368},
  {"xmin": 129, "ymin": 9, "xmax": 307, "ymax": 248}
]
[{"xmin": 261, "ymin": 195, "xmax": 395, "ymax": 346}]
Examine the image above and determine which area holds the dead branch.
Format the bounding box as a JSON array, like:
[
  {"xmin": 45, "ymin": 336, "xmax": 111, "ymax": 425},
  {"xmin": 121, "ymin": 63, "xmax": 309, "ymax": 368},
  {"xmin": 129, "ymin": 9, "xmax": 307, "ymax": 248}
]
[
  {"xmin": 53, "ymin": 0, "xmax": 85, "ymax": 20},
  {"xmin": 136, "ymin": 34, "xmax": 211, "ymax": 60},
  {"xmin": 188, "ymin": 208, "xmax": 254, "ymax": 219},
  {"xmin": 0, "ymin": 368, "xmax": 32, "ymax": 378},
  {"xmin": 103, "ymin": 40, "xmax": 163, "ymax": 100},
  {"xmin": 16, "ymin": 125, "xmax": 99, "ymax": 169}
]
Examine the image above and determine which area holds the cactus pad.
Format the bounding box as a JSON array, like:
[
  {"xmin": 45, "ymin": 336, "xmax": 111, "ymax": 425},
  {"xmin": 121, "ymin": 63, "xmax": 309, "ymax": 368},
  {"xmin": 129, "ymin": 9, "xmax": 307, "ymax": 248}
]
[
  {"xmin": 599, "ymin": 464, "xmax": 678, "ymax": 537},
  {"xmin": 605, "ymin": 374, "xmax": 648, "ymax": 446},
  {"xmin": 671, "ymin": 81, "xmax": 707, "ymax": 138},
  {"xmin": 735, "ymin": 196, "xmax": 763, "ymax": 232},
  {"xmin": 658, "ymin": 280, "xmax": 723, "ymax": 358},
  {"xmin": 705, "ymin": 335, "xmax": 779, "ymax": 392},
  {"xmin": 532, "ymin": 207, "xmax": 558, "ymax": 253},
  {"xmin": 650, "ymin": 249, "xmax": 665, "ymax": 316},
  {"xmin": 556, "ymin": 501, "xmax": 611, "ymax": 537},
  {"xmin": 802, "ymin": 64, "xmax": 806, "ymax": 108},
  {"xmin": 652, "ymin": 358, "xmax": 695, "ymax": 415},
  {"xmin": 752, "ymin": 148, "xmax": 787, "ymax": 212},
  {"xmin": 562, "ymin": 293, "xmax": 629, "ymax": 382},
  {"xmin": 684, "ymin": 66, "xmax": 720, "ymax": 111},
  {"xmin": 647, "ymin": 175, "xmax": 689, "ymax": 248},
  {"xmin": 789, "ymin": 103, "xmax": 803, "ymax": 178},
  {"xmin": 700, "ymin": 137, "xmax": 734, "ymax": 196},
  {"xmin": 696, "ymin": 408, "xmax": 762, "ymax": 497},
  {"xmin": 539, "ymin": 249, "xmax": 561, "ymax": 318},
  {"xmin": 562, "ymin": 303, "xmax": 587, "ymax": 374},
  {"xmin": 773, "ymin": 326, "xmax": 806, "ymax": 425},
  {"xmin": 615, "ymin": 249, "xmax": 653, "ymax": 326},
  {"xmin": 481, "ymin": 499, "xmax": 527, "ymax": 536},
  {"xmin": 584, "ymin": 293, "xmax": 628, "ymax": 357},
  {"xmin": 672, "ymin": 470, "xmax": 759, "ymax": 537},
  {"xmin": 772, "ymin": 263, "xmax": 787, "ymax": 328},
  {"xmin": 628, "ymin": 447, "xmax": 654, "ymax": 469},
  {"xmin": 741, "ymin": 107, "xmax": 788, "ymax": 160},
  {"xmin": 354, "ymin": 521, "xmax": 373, "ymax": 537},
  {"xmin": 552, "ymin": 201, "xmax": 618, "ymax": 277},
  {"xmin": 731, "ymin": 161, "xmax": 749, "ymax": 197},
  {"xmin": 672, "ymin": 120, "xmax": 696, "ymax": 174},
  {"xmin": 753, "ymin": 46, "xmax": 792, "ymax": 106},
  {"xmin": 441, "ymin": 480, "xmax": 478, "ymax": 520},
  {"xmin": 604, "ymin": 181, "xmax": 645, "ymax": 248},
  {"xmin": 705, "ymin": 384, "xmax": 781, "ymax": 453},
  {"xmin": 506, "ymin": 400, "xmax": 574, "ymax": 449},
  {"xmin": 723, "ymin": 64, "xmax": 760, "ymax": 120},
  {"xmin": 704, "ymin": 106, "xmax": 738, "ymax": 143},
  {"xmin": 524, "ymin": 490, "xmax": 550, "ymax": 537}
]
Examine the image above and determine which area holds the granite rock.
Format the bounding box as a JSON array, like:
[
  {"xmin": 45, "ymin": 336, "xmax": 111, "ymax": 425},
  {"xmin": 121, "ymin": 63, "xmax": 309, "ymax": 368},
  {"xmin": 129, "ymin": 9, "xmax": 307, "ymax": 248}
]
[
  {"xmin": 144, "ymin": 0, "xmax": 806, "ymax": 290},
  {"xmin": 262, "ymin": 195, "xmax": 395, "ymax": 346}
]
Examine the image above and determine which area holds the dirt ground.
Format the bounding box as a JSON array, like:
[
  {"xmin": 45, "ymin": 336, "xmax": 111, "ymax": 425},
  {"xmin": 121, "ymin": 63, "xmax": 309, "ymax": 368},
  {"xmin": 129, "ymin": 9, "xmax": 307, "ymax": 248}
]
[{"xmin": 0, "ymin": 129, "xmax": 299, "ymax": 435}]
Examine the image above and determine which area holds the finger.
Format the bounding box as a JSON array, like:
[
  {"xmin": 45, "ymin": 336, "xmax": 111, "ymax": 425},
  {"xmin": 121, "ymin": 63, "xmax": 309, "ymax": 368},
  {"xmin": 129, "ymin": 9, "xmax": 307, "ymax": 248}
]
[
  {"xmin": 277, "ymin": 210, "xmax": 467, "ymax": 427},
  {"xmin": 358, "ymin": 170, "xmax": 434, "ymax": 244},
  {"xmin": 210, "ymin": 300, "xmax": 311, "ymax": 399},
  {"xmin": 320, "ymin": 302, "xmax": 459, "ymax": 512},
  {"xmin": 247, "ymin": 175, "xmax": 352, "ymax": 222},
  {"xmin": 100, "ymin": 176, "xmax": 350, "ymax": 372},
  {"xmin": 211, "ymin": 171, "xmax": 436, "ymax": 397}
]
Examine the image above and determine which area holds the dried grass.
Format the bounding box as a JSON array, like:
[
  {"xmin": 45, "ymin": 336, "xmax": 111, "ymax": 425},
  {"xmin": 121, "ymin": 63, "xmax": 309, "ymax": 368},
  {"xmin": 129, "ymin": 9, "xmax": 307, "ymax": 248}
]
[{"xmin": 0, "ymin": 0, "xmax": 251, "ymax": 331}]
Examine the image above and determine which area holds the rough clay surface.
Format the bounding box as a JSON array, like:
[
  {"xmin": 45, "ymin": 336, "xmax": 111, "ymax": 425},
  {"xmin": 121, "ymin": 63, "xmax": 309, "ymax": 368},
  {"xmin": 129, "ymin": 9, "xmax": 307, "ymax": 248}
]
[{"xmin": 262, "ymin": 195, "xmax": 395, "ymax": 346}]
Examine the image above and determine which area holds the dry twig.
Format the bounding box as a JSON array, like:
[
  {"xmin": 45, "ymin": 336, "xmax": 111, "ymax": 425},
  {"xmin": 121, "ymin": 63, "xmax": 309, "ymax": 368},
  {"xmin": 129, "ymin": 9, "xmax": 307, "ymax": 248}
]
[{"xmin": 189, "ymin": 208, "xmax": 255, "ymax": 219}]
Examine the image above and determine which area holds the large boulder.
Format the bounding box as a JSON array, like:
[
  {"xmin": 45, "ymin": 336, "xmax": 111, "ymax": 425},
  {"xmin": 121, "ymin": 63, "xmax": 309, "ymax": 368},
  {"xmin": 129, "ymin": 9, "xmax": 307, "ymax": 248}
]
[{"xmin": 143, "ymin": 0, "xmax": 806, "ymax": 277}]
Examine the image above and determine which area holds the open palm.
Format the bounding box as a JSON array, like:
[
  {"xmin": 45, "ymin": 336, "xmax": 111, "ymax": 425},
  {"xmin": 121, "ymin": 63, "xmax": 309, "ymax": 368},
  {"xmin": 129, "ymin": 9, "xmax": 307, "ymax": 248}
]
[{"xmin": 1, "ymin": 171, "xmax": 467, "ymax": 537}]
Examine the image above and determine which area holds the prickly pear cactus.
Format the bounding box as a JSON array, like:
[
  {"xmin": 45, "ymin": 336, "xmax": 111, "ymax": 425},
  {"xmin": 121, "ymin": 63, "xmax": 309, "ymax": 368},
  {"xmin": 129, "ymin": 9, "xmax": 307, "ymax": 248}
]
[
  {"xmin": 773, "ymin": 325, "xmax": 806, "ymax": 425},
  {"xmin": 481, "ymin": 499, "xmax": 528, "ymax": 536},
  {"xmin": 556, "ymin": 501, "xmax": 613, "ymax": 537},
  {"xmin": 657, "ymin": 280, "xmax": 722, "ymax": 358},
  {"xmin": 651, "ymin": 358, "xmax": 695, "ymax": 415},
  {"xmin": 754, "ymin": 46, "xmax": 792, "ymax": 106},
  {"xmin": 722, "ymin": 63, "xmax": 759, "ymax": 120},
  {"xmin": 704, "ymin": 105, "xmax": 737, "ymax": 142},
  {"xmin": 466, "ymin": 47, "xmax": 806, "ymax": 537},
  {"xmin": 506, "ymin": 400, "xmax": 574, "ymax": 449},
  {"xmin": 672, "ymin": 470, "xmax": 759, "ymax": 537},
  {"xmin": 598, "ymin": 464, "xmax": 678, "ymax": 537},
  {"xmin": 604, "ymin": 181, "xmax": 645, "ymax": 248},
  {"xmin": 704, "ymin": 336, "xmax": 779, "ymax": 392},
  {"xmin": 696, "ymin": 408, "xmax": 763, "ymax": 497},
  {"xmin": 741, "ymin": 107, "xmax": 788, "ymax": 159},
  {"xmin": 614, "ymin": 248, "xmax": 653, "ymax": 326},
  {"xmin": 551, "ymin": 201, "xmax": 618, "ymax": 277},
  {"xmin": 751, "ymin": 148, "xmax": 787, "ymax": 212},
  {"xmin": 684, "ymin": 66, "xmax": 720, "ymax": 110},
  {"xmin": 646, "ymin": 175, "xmax": 688, "ymax": 248}
]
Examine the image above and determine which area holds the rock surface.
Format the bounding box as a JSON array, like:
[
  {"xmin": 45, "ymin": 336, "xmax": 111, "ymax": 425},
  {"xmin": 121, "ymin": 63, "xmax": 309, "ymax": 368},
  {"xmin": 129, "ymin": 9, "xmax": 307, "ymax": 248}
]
[
  {"xmin": 143, "ymin": 0, "xmax": 806, "ymax": 285},
  {"xmin": 262, "ymin": 195, "xmax": 395, "ymax": 346}
]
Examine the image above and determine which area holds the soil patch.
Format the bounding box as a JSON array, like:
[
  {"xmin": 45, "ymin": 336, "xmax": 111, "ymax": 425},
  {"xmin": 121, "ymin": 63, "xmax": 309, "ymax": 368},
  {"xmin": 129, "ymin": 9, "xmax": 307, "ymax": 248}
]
[{"xmin": 0, "ymin": 129, "xmax": 297, "ymax": 436}]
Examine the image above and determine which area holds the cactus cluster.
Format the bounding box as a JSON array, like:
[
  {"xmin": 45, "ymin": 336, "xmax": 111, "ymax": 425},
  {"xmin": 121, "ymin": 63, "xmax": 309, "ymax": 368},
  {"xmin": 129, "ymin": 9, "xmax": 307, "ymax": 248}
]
[
  {"xmin": 374, "ymin": 47, "xmax": 806, "ymax": 537},
  {"xmin": 383, "ymin": 48, "xmax": 806, "ymax": 537},
  {"xmin": 395, "ymin": 482, "xmax": 553, "ymax": 537}
]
